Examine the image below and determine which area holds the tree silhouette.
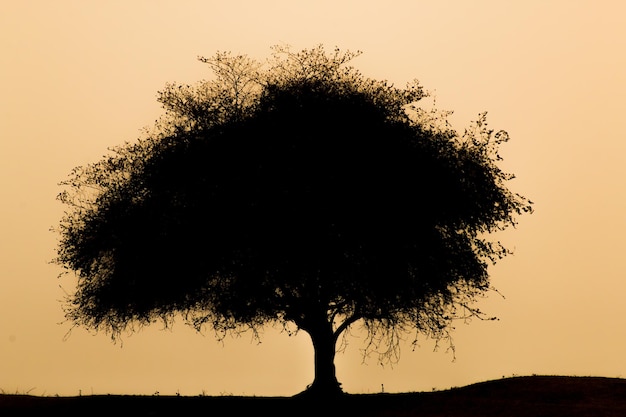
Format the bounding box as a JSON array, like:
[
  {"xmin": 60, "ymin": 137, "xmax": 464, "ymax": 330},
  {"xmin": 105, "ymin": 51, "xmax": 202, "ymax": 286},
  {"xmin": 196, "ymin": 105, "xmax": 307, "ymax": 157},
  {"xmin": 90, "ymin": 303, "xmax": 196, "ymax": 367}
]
[{"xmin": 54, "ymin": 45, "xmax": 532, "ymax": 397}]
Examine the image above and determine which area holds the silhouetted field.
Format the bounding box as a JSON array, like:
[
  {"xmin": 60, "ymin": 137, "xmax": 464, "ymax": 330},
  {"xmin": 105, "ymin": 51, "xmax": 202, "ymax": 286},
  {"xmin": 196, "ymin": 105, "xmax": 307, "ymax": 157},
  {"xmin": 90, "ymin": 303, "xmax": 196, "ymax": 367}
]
[{"xmin": 2, "ymin": 376, "xmax": 626, "ymax": 416}]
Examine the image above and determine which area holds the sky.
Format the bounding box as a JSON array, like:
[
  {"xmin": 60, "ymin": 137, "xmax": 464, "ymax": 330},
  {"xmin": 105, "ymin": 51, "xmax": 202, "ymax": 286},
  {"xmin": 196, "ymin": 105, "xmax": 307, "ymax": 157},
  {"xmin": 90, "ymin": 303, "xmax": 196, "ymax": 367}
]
[{"xmin": 1, "ymin": 1, "xmax": 625, "ymax": 397}]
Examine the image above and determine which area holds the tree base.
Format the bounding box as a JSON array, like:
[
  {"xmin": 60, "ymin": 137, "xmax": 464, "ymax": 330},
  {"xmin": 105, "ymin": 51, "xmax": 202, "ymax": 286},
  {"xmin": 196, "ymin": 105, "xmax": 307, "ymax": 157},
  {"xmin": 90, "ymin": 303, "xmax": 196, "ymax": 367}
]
[{"xmin": 293, "ymin": 380, "xmax": 344, "ymax": 399}]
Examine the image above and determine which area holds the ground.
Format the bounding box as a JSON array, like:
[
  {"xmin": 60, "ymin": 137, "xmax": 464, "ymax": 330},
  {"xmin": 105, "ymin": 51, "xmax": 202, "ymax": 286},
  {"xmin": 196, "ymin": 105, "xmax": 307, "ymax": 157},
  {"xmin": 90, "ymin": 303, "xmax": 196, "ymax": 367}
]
[{"xmin": 2, "ymin": 376, "xmax": 625, "ymax": 416}]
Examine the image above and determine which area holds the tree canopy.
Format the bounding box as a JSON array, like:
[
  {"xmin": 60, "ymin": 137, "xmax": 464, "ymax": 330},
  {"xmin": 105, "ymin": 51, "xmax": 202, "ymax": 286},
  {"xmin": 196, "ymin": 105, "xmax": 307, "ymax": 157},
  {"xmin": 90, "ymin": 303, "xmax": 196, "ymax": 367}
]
[{"xmin": 54, "ymin": 45, "xmax": 532, "ymax": 396}]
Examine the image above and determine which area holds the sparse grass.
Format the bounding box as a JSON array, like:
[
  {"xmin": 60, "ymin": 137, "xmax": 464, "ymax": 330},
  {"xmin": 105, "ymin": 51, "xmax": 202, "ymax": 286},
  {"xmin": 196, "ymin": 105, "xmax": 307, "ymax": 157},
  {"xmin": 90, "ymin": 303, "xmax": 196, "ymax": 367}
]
[
  {"xmin": 2, "ymin": 376, "xmax": 626, "ymax": 417},
  {"xmin": 0, "ymin": 387, "xmax": 36, "ymax": 396}
]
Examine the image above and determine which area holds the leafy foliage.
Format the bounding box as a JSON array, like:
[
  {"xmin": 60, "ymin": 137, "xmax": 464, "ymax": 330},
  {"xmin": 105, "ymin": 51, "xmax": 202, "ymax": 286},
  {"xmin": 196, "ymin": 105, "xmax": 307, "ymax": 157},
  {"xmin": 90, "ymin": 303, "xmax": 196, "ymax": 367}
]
[{"xmin": 54, "ymin": 45, "xmax": 532, "ymax": 369}]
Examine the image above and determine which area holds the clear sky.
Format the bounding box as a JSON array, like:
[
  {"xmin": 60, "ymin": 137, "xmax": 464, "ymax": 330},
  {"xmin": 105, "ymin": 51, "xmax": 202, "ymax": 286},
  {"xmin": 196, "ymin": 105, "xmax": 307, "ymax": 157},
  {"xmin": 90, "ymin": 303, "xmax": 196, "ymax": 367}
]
[{"xmin": 1, "ymin": 1, "xmax": 625, "ymax": 397}]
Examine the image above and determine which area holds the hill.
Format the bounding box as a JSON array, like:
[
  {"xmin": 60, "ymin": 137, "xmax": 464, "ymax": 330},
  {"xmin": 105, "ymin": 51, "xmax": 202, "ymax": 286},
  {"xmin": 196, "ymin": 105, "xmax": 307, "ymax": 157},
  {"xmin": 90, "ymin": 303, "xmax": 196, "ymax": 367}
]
[{"xmin": 2, "ymin": 375, "xmax": 625, "ymax": 416}]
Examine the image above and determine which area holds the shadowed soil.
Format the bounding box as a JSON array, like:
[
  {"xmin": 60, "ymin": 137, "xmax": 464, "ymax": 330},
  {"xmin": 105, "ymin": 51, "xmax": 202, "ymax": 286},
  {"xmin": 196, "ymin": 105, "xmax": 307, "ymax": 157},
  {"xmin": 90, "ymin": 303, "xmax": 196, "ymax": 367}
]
[{"xmin": 2, "ymin": 376, "xmax": 626, "ymax": 416}]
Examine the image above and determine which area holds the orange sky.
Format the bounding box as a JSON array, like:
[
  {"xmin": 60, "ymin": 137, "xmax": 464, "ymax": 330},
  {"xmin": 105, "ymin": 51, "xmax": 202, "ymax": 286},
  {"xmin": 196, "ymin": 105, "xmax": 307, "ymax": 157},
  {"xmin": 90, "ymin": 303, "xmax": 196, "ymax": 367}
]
[{"xmin": 1, "ymin": 1, "xmax": 626, "ymax": 396}]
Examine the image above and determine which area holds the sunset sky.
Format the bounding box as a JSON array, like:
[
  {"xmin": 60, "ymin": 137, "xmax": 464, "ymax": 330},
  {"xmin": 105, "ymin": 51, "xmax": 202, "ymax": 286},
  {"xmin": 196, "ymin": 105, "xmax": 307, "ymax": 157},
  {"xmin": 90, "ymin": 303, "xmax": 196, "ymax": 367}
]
[{"xmin": 2, "ymin": 1, "xmax": 626, "ymax": 397}]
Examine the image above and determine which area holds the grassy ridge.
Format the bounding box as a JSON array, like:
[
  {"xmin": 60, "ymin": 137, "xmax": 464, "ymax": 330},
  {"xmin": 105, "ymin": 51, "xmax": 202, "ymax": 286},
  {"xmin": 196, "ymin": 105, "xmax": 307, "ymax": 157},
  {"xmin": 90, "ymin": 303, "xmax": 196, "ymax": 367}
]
[{"xmin": 2, "ymin": 376, "xmax": 626, "ymax": 416}]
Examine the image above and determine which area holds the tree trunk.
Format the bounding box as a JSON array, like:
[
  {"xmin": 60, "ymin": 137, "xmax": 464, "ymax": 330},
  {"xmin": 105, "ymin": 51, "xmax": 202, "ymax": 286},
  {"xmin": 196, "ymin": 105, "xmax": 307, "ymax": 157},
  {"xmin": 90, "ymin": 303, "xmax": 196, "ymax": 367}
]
[{"xmin": 298, "ymin": 320, "xmax": 343, "ymax": 397}]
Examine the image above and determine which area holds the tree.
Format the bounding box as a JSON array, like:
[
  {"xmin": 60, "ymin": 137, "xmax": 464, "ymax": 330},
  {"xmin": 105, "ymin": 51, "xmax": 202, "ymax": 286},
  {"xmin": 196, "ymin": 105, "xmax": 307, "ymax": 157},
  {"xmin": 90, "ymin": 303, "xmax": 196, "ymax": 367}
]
[{"xmin": 54, "ymin": 45, "xmax": 532, "ymax": 397}]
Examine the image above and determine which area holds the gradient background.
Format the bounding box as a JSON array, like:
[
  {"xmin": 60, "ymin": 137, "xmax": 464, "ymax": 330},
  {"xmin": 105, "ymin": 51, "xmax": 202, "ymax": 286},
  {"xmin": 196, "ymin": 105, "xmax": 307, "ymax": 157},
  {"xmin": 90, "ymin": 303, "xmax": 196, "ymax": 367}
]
[{"xmin": 2, "ymin": 1, "xmax": 625, "ymax": 397}]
